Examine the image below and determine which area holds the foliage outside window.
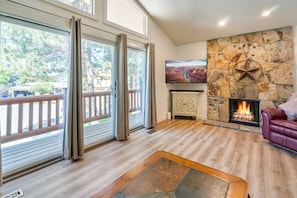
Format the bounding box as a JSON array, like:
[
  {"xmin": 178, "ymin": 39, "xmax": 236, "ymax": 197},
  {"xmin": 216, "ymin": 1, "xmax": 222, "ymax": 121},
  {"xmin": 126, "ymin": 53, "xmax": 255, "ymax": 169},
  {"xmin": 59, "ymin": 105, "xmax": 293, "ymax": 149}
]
[
  {"xmin": 29, "ymin": 83, "xmax": 54, "ymax": 95},
  {"xmin": 82, "ymin": 39, "xmax": 113, "ymax": 92},
  {"xmin": 128, "ymin": 48, "xmax": 145, "ymax": 90},
  {"xmin": 0, "ymin": 20, "xmax": 69, "ymax": 98}
]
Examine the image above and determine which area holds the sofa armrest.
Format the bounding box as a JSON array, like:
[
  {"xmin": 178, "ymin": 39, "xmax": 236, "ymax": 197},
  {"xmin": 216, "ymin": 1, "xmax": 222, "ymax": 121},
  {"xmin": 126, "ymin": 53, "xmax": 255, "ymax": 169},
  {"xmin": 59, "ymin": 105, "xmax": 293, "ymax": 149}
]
[
  {"xmin": 261, "ymin": 108, "xmax": 287, "ymax": 140},
  {"xmin": 261, "ymin": 108, "xmax": 287, "ymax": 120}
]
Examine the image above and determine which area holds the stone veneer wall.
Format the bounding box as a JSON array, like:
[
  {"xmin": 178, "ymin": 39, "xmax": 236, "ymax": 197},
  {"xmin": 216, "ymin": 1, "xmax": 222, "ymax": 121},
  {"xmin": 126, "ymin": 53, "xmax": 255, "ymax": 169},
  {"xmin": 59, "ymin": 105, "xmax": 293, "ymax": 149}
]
[{"xmin": 207, "ymin": 26, "xmax": 294, "ymax": 123}]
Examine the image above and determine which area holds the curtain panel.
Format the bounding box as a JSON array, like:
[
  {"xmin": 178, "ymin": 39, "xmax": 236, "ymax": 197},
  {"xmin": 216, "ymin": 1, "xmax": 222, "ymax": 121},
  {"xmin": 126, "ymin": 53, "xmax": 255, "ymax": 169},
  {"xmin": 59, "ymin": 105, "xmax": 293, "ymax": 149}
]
[
  {"xmin": 64, "ymin": 16, "xmax": 84, "ymax": 160},
  {"xmin": 114, "ymin": 34, "xmax": 129, "ymax": 140},
  {"xmin": 0, "ymin": 125, "xmax": 2, "ymax": 186},
  {"xmin": 144, "ymin": 43, "xmax": 157, "ymax": 128}
]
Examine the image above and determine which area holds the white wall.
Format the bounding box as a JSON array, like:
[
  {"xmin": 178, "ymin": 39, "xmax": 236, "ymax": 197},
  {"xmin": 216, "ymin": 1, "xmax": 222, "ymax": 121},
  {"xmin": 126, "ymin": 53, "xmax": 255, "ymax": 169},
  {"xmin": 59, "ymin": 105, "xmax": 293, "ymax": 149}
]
[
  {"xmin": 147, "ymin": 20, "xmax": 177, "ymax": 122},
  {"xmin": 167, "ymin": 42, "xmax": 208, "ymax": 120}
]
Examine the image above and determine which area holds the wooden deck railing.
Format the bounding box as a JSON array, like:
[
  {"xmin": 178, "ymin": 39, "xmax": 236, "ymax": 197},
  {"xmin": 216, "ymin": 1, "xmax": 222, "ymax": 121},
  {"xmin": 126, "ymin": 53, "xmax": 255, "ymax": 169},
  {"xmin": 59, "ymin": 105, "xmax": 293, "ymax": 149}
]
[{"xmin": 0, "ymin": 89, "xmax": 141, "ymax": 143}]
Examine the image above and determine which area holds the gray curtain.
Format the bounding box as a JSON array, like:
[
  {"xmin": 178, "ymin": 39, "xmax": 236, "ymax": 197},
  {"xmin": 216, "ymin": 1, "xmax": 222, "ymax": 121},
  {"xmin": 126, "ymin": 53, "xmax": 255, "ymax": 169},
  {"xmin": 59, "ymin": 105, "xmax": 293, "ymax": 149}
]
[
  {"xmin": 144, "ymin": 43, "xmax": 157, "ymax": 128},
  {"xmin": 64, "ymin": 16, "xmax": 84, "ymax": 160},
  {"xmin": 115, "ymin": 34, "xmax": 129, "ymax": 140}
]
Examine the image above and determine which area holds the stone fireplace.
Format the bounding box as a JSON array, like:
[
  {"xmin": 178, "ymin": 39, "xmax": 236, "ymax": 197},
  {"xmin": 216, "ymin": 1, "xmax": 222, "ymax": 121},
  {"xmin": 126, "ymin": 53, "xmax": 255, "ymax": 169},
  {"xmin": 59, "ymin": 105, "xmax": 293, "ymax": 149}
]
[{"xmin": 206, "ymin": 26, "xmax": 294, "ymax": 126}]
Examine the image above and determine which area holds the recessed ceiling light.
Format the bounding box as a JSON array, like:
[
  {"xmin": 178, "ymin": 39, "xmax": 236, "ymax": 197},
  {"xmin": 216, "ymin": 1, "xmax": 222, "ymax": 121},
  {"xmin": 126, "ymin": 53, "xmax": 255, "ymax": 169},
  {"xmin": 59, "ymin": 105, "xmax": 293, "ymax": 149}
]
[
  {"xmin": 262, "ymin": 10, "xmax": 271, "ymax": 17},
  {"xmin": 261, "ymin": 4, "xmax": 280, "ymax": 17},
  {"xmin": 218, "ymin": 17, "xmax": 230, "ymax": 27},
  {"xmin": 218, "ymin": 20, "xmax": 226, "ymax": 26}
]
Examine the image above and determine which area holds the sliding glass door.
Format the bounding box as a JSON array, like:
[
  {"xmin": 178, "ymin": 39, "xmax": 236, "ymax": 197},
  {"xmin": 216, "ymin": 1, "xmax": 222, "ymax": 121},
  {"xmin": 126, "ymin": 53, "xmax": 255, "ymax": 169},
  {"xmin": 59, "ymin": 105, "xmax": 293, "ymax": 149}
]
[
  {"xmin": 0, "ymin": 15, "xmax": 146, "ymax": 181},
  {"xmin": 127, "ymin": 48, "xmax": 146, "ymax": 130},
  {"xmin": 81, "ymin": 38, "xmax": 115, "ymax": 148},
  {"xmin": 0, "ymin": 17, "xmax": 69, "ymax": 179}
]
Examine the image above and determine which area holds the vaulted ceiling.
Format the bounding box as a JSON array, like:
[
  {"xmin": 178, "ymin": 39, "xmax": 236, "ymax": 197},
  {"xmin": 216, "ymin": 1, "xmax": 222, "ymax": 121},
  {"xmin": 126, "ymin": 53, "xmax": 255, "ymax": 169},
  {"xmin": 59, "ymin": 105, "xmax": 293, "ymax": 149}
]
[{"xmin": 137, "ymin": 0, "xmax": 297, "ymax": 45}]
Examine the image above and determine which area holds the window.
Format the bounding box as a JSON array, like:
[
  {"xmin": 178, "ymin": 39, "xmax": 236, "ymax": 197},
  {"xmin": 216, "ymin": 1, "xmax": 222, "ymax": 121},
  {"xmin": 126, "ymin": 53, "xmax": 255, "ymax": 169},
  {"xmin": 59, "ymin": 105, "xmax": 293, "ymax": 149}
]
[
  {"xmin": 106, "ymin": 0, "xmax": 147, "ymax": 35},
  {"xmin": 0, "ymin": 17, "xmax": 70, "ymax": 179},
  {"xmin": 55, "ymin": 0, "xmax": 94, "ymax": 14}
]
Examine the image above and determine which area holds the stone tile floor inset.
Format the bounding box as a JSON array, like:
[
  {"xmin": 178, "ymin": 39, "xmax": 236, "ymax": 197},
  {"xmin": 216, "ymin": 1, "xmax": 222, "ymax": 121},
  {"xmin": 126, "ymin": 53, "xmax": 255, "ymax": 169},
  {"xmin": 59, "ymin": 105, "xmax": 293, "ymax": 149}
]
[
  {"xmin": 175, "ymin": 169, "xmax": 230, "ymax": 198},
  {"xmin": 119, "ymin": 157, "xmax": 190, "ymax": 196}
]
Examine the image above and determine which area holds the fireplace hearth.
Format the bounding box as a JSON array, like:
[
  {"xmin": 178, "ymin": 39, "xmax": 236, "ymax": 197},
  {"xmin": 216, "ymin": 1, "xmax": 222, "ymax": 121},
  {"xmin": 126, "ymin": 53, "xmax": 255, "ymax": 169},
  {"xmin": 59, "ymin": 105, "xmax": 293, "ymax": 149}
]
[{"xmin": 229, "ymin": 98, "xmax": 260, "ymax": 127}]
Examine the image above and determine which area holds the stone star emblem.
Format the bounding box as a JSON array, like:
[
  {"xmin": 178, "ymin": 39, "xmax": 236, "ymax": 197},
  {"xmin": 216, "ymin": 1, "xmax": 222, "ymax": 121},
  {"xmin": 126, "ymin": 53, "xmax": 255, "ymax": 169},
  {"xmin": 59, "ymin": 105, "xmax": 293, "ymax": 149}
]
[{"xmin": 235, "ymin": 58, "xmax": 259, "ymax": 81}]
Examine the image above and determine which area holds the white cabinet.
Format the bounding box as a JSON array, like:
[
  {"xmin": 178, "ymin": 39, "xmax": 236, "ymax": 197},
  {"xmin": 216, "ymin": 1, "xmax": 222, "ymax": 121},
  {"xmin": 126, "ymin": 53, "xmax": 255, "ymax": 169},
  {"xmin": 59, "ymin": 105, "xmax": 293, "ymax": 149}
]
[{"xmin": 171, "ymin": 91, "xmax": 200, "ymax": 120}]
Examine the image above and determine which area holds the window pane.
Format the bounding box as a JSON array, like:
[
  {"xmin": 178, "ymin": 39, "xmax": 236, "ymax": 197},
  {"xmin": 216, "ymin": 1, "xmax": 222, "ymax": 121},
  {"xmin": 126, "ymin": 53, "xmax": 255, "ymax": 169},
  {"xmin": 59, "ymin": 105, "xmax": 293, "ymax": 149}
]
[
  {"xmin": 107, "ymin": 0, "xmax": 147, "ymax": 35},
  {"xmin": 128, "ymin": 48, "xmax": 145, "ymax": 129},
  {"xmin": 56, "ymin": 0, "xmax": 94, "ymax": 14},
  {"xmin": 0, "ymin": 19, "xmax": 69, "ymax": 178},
  {"xmin": 82, "ymin": 39, "xmax": 115, "ymax": 148}
]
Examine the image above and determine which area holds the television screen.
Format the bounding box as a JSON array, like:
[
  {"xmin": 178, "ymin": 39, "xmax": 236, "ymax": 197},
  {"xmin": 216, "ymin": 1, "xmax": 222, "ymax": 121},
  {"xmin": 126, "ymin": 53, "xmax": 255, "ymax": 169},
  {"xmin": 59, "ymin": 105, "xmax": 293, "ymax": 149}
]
[{"xmin": 165, "ymin": 59, "xmax": 207, "ymax": 83}]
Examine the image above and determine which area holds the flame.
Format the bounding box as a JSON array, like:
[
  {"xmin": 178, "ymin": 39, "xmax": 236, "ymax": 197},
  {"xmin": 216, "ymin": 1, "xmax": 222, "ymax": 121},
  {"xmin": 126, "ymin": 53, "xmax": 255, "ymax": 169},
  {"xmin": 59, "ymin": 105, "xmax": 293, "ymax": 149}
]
[{"xmin": 237, "ymin": 101, "xmax": 251, "ymax": 114}]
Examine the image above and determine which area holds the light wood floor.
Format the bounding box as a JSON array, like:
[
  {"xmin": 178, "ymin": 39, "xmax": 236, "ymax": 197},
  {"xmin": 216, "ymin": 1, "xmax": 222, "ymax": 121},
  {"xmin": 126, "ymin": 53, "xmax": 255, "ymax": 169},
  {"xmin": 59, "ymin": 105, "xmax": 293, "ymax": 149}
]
[{"xmin": 1, "ymin": 119, "xmax": 297, "ymax": 198}]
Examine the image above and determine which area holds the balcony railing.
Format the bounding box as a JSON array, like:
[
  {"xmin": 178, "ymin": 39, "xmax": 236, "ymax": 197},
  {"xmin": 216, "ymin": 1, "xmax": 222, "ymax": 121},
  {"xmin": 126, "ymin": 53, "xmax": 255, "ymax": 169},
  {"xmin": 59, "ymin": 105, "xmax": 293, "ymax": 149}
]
[{"xmin": 0, "ymin": 89, "xmax": 142, "ymax": 143}]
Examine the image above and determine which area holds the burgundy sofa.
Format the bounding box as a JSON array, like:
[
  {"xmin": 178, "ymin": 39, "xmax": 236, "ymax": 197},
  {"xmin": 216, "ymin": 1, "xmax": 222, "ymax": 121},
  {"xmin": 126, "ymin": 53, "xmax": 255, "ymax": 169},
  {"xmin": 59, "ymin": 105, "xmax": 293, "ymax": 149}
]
[{"xmin": 261, "ymin": 108, "xmax": 297, "ymax": 152}]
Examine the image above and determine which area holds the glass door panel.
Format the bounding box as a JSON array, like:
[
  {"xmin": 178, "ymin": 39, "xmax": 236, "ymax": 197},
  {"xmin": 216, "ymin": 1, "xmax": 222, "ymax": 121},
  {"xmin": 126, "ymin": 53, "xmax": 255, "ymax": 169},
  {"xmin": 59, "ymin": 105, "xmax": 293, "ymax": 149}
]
[
  {"xmin": 81, "ymin": 39, "xmax": 115, "ymax": 148},
  {"xmin": 0, "ymin": 18, "xmax": 69, "ymax": 179},
  {"xmin": 127, "ymin": 48, "xmax": 145, "ymax": 130}
]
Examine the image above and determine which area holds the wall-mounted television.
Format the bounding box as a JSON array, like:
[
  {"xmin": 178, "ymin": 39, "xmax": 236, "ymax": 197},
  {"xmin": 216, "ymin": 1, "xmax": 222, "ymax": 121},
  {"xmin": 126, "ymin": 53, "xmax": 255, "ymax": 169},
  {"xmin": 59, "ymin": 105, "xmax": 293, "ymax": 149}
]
[{"xmin": 165, "ymin": 59, "xmax": 207, "ymax": 83}]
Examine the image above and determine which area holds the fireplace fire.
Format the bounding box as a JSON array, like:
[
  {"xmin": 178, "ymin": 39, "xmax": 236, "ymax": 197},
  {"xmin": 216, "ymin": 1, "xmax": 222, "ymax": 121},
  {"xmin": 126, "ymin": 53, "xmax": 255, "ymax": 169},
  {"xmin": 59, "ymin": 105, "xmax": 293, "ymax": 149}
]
[
  {"xmin": 233, "ymin": 101, "xmax": 254, "ymax": 122},
  {"xmin": 229, "ymin": 98, "xmax": 260, "ymax": 127}
]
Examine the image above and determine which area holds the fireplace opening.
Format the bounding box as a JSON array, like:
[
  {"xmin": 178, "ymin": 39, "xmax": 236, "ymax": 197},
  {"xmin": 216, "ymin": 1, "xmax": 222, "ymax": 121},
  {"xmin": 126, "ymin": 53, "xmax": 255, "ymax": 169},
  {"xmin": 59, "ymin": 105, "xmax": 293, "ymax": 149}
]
[{"xmin": 229, "ymin": 98, "xmax": 260, "ymax": 127}]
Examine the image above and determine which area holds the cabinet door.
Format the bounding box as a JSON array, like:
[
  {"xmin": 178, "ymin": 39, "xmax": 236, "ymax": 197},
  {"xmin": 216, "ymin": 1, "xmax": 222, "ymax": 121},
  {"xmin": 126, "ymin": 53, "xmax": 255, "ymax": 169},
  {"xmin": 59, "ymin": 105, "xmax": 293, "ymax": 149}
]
[
  {"xmin": 174, "ymin": 94, "xmax": 186, "ymax": 113},
  {"xmin": 182, "ymin": 94, "xmax": 197, "ymax": 114},
  {"xmin": 173, "ymin": 94, "xmax": 197, "ymax": 114}
]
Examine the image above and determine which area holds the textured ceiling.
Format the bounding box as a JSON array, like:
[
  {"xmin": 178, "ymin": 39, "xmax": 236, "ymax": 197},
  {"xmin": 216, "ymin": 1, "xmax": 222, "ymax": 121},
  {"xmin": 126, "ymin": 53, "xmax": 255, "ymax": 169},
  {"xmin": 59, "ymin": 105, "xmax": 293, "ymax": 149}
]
[{"xmin": 137, "ymin": 0, "xmax": 297, "ymax": 45}]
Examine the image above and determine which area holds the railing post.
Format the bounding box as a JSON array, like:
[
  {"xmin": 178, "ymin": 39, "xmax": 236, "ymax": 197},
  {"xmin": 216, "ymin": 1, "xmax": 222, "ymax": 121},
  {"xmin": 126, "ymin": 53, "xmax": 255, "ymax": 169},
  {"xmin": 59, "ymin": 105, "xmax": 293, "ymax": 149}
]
[
  {"xmin": 38, "ymin": 101, "xmax": 43, "ymax": 129},
  {"xmin": 18, "ymin": 103, "xmax": 23, "ymax": 133},
  {"xmin": 63, "ymin": 88, "xmax": 67, "ymax": 124},
  {"xmin": 56, "ymin": 98, "xmax": 59, "ymax": 126},
  {"xmin": 47, "ymin": 100, "xmax": 51, "ymax": 127},
  {"xmin": 6, "ymin": 104, "xmax": 12, "ymax": 136},
  {"xmin": 29, "ymin": 102, "xmax": 34, "ymax": 131}
]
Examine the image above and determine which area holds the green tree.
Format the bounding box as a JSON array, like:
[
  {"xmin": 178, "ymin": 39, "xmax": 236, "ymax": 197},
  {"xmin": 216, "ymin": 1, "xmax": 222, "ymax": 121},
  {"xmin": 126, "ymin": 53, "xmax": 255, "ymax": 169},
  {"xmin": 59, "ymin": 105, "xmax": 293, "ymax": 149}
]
[
  {"xmin": 0, "ymin": 20, "xmax": 69, "ymax": 91},
  {"xmin": 0, "ymin": 64, "xmax": 11, "ymax": 86},
  {"xmin": 82, "ymin": 39, "xmax": 113, "ymax": 92},
  {"xmin": 29, "ymin": 83, "xmax": 54, "ymax": 95},
  {"xmin": 128, "ymin": 49, "xmax": 145, "ymax": 89}
]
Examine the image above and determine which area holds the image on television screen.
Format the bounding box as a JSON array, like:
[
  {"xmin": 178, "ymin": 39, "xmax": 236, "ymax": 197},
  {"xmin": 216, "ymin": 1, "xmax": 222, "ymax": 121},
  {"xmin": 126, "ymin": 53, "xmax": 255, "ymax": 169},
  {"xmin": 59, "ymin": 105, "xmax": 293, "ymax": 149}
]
[{"xmin": 165, "ymin": 59, "xmax": 207, "ymax": 83}]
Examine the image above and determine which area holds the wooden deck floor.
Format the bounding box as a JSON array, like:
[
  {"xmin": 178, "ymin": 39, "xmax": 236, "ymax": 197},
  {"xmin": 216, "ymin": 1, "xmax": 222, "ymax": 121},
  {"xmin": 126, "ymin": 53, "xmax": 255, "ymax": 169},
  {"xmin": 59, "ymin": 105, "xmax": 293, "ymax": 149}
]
[{"xmin": 1, "ymin": 112, "xmax": 143, "ymax": 178}]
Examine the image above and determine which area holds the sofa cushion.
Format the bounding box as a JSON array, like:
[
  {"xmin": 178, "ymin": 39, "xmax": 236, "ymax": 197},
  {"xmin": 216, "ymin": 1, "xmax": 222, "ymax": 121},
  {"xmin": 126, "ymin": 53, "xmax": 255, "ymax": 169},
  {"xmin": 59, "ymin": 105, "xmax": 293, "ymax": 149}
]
[{"xmin": 270, "ymin": 119, "xmax": 297, "ymax": 139}]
